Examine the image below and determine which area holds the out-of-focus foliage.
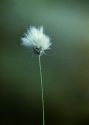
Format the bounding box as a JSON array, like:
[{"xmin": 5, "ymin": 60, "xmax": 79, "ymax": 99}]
[{"xmin": 0, "ymin": 0, "xmax": 89, "ymax": 124}]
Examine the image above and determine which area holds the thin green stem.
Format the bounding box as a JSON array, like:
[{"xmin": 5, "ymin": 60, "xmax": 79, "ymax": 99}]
[{"xmin": 38, "ymin": 55, "xmax": 45, "ymax": 125}]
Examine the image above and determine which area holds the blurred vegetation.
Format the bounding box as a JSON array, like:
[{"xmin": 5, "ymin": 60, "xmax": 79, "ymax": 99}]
[{"xmin": 0, "ymin": 0, "xmax": 89, "ymax": 124}]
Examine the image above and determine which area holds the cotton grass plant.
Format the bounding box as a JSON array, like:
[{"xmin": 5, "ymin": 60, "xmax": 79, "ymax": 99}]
[{"xmin": 21, "ymin": 26, "xmax": 51, "ymax": 125}]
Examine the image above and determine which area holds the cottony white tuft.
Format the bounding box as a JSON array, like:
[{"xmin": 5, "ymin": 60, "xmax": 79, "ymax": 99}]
[{"xmin": 21, "ymin": 26, "xmax": 51, "ymax": 55}]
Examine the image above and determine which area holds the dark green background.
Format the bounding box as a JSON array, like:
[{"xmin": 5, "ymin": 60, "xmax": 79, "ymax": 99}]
[{"xmin": 1, "ymin": 0, "xmax": 89, "ymax": 124}]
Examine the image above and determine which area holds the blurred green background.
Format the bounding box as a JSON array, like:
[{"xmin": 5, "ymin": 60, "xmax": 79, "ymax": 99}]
[{"xmin": 1, "ymin": 0, "xmax": 89, "ymax": 125}]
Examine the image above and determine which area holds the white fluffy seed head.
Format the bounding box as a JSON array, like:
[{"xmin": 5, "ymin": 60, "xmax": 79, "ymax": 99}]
[{"xmin": 21, "ymin": 26, "xmax": 51, "ymax": 55}]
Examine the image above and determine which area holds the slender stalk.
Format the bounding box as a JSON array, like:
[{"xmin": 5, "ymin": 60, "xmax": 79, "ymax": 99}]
[{"xmin": 38, "ymin": 55, "xmax": 45, "ymax": 125}]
